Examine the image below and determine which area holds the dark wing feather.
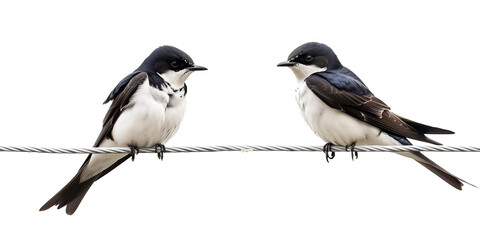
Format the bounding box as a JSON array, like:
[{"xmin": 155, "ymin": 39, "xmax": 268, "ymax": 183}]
[
  {"xmin": 103, "ymin": 71, "xmax": 142, "ymax": 104},
  {"xmin": 397, "ymin": 115, "xmax": 454, "ymax": 134},
  {"xmin": 304, "ymin": 73, "xmax": 448, "ymax": 145}
]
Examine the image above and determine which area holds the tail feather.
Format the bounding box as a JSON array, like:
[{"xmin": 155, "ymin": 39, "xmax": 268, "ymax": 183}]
[
  {"xmin": 403, "ymin": 151, "xmax": 476, "ymax": 190},
  {"xmin": 39, "ymin": 168, "xmax": 96, "ymax": 215},
  {"xmin": 387, "ymin": 132, "xmax": 474, "ymax": 189},
  {"xmin": 412, "ymin": 152, "xmax": 463, "ymax": 190},
  {"xmin": 40, "ymin": 154, "xmax": 132, "ymax": 214},
  {"xmin": 65, "ymin": 179, "xmax": 95, "ymax": 215}
]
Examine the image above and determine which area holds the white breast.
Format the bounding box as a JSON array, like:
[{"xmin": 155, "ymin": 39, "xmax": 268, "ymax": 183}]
[{"xmin": 158, "ymin": 88, "xmax": 187, "ymax": 144}]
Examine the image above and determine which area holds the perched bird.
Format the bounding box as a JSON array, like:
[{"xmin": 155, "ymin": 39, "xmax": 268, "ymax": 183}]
[
  {"xmin": 277, "ymin": 42, "xmax": 472, "ymax": 190},
  {"xmin": 40, "ymin": 45, "xmax": 207, "ymax": 214}
]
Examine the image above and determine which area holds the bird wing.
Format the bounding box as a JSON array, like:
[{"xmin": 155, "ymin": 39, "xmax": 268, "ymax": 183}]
[
  {"xmin": 93, "ymin": 72, "xmax": 148, "ymax": 146},
  {"xmin": 76, "ymin": 71, "xmax": 148, "ymax": 172},
  {"xmin": 103, "ymin": 71, "xmax": 142, "ymax": 104},
  {"xmin": 304, "ymin": 73, "xmax": 451, "ymax": 145}
]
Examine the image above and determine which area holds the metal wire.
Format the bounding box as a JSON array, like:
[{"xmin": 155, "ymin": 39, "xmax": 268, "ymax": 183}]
[{"xmin": 1, "ymin": 145, "xmax": 480, "ymax": 154}]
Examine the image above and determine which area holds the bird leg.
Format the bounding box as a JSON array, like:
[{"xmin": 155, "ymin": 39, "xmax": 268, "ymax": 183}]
[
  {"xmin": 322, "ymin": 143, "xmax": 335, "ymax": 163},
  {"xmin": 155, "ymin": 143, "xmax": 166, "ymax": 160},
  {"xmin": 128, "ymin": 145, "xmax": 140, "ymax": 161},
  {"xmin": 345, "ymin": 142, "xmax": 358, "ymax": 161}
]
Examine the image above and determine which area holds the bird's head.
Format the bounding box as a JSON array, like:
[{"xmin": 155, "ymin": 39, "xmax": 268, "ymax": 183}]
[
  {"xmin": 277, "ymin": 42, "xmax": 341, "ymax": 81},
  {"xmin": 139, "ymin": 45, "xmax": 207, "ymax": 88}
]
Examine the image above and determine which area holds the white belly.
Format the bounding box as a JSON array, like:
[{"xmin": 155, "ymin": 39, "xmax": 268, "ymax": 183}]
[
  {"xmin": 111, "ymin": 81, "xmax": 168, "ymax": 147},
  {"xmin": 81, "ymin": 79, "xmax": 186, "ymax": 181},
  {"xmin": 296, "ymin": 82, "xmax": 390, "ymax": 146}
]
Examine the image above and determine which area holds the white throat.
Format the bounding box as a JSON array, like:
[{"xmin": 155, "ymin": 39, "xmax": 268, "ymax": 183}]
[
  {"xmin": 158, "ymin": 69, "xmax": 192, "ymax": 89},
  {"xmin": 289, "ymin": 64, "xmax": 327, "ymax": 83}
]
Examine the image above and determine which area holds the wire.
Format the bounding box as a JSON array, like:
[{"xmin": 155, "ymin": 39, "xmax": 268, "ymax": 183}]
[{"xmin": 1, "ymin": 145, "xmax": 480, "ymax": 155}]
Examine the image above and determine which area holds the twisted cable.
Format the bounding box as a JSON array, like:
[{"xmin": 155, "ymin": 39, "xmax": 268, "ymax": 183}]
[{"xmin": 1, "ymin": 145, "xmax": 480, "ymax": 154}]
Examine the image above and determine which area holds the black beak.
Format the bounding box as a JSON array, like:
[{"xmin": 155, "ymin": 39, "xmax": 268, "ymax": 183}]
[
  {"xmin": 188, "ymin": 65, "xmax": 208, "ymax": 71},
  {"xmin": 277, "ymin": 61, "xmax": 296, "ymax": 67}
]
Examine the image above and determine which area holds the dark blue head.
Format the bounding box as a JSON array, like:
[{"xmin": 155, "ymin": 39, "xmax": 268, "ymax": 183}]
[
  {"xmin": 138, "ymin": 45, "xmax": 207, "ymax": 89},
  {"xmin": 277, "ymin": 42, "xmax": 343, "ymax": 81},
  {"xmin": 137, "ymin": 45, "xmax": 207, "ymax": 74},
  {"xmin": 278, "ymin": 42, "xmax": 342, "ymax": 70}
]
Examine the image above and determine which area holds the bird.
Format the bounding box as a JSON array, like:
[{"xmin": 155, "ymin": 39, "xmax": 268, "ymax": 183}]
[
  {"xmin": 40, "ymin": 45, "xmax": 207, "ymax": 214},
  {"xmin": 277, "ymin": 42, "xmax": 473, "ymax": 190}
]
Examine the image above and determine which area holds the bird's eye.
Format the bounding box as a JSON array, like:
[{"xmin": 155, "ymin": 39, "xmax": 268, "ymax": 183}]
[
  {"xmin": 170, "ymin": 60, "xmax": 180, "ymax": 68},
  {"xmin": 305, "ymin": 55, "xmax": 313, "ymax": 62}
]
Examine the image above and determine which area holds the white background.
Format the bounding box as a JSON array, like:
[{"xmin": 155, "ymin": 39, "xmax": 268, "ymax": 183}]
[{"xmin": 1, "ymin": 0, "xmax": 479, "ymax": 239}]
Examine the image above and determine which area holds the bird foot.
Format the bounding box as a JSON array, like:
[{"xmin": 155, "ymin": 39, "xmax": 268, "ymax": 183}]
[
  {"xmin": 155, "ymin": 143, "xmax": 166, "ymax": 160},
  {"xmin": 345, "ymin": 142, "xmax": 358, "ymax": 161},
  {"xmin": 322, "ymin": 143, "xmax": 335, "ymax": 163},
  {"xmin": 128, "ymin": 145, "xmax": 140, "ymax": 161}
]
